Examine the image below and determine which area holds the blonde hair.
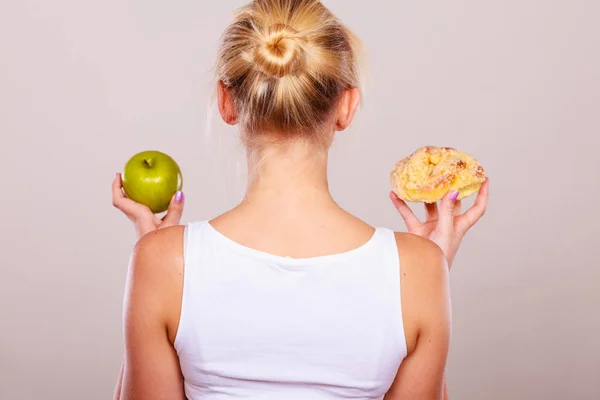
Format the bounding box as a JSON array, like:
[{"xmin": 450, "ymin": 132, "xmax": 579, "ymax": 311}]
[{"xmin": 217, "ymin": 0, "xmax": 362, "ymax": 147}]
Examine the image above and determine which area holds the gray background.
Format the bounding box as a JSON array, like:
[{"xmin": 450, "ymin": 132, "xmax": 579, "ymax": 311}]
[{"xmin": 1, "ymin": 0, "xmax": 599, "ymax": 399}]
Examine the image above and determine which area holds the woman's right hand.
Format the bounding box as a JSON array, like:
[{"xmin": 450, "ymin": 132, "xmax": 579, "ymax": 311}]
[{"xmin": 112, "ymin": 173, "xmax": 185, "ymax": 239}]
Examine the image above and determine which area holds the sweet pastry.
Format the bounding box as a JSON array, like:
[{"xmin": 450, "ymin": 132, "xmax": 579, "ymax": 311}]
[{"xmin": 390, "ymin": 146, "xmax": 486, "ymax": 203}]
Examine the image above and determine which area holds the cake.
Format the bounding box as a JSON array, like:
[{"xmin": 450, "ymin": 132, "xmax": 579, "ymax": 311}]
[{"xmin": 390, "ymin": 146, "xmax": 486, "ymax": 203}]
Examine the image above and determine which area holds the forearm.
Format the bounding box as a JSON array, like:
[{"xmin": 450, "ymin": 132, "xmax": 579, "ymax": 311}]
[
  {"xmin": 113, "ymin": 361, "xmax": 124, "ymax": 400},
  {"xmin": 443, "ymin": 374, "xmax": 449, "ymax": 400}
]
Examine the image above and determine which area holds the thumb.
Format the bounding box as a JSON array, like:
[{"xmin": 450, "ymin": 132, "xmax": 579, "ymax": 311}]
[
  {"xmin": 161, "ymin": 191, "xmax": 185, "ymax": 227},
  {"xmin": 438, "ymin": 190, "xmax": 460, "ymax": 236}
]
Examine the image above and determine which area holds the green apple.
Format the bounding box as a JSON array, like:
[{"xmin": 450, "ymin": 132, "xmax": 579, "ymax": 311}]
[{"xmin": 122, "ymin": 151, "xmax": 183, "ymax": 214}]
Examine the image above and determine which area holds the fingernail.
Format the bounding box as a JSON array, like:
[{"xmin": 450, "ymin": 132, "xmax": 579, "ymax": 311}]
[
  {"xmin": 450, "ymin": 191, "xmax": 460, "ymax": 201},
  {"xmin": 175, "ymin": 191, "xmax": 184, "ymax": 203}
]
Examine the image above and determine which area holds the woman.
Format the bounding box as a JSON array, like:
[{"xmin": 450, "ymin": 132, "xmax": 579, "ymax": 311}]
[{"xmin": 112, "ymin": 1, "xmax": 489, "ymax": 399}]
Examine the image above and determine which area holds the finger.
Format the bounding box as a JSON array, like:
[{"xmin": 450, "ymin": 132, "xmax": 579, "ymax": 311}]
[
  {"xmin": 454, "ymin": 199, "xmax": 462, "ymax": 215},
  {"xmin": 112, "ymin": 173, "xmax": 124, "ymax": 198},
  {"xmin": 161, "ymin": 191, "xmax": 185, "ymax": 227},
  {"xmin": 390, "ymin": 191, "xmax": 421, "ymax": 231},
  {"xmin": 112, "ymin": 173, "xmax": 132, "ymax": 212},
  {"xmin": 112, "ymin": 173, "xmax": 152, "ymax": 220},
  {"xmin": 438, "ymin": 189, "xmax": 460, "ymax": 236},
  {"xmin": 457, "ymin": 178, "xmax": 489, "ymax": 234},
  {"xmin": 424, "ymin": 202, "xmax": 438, "ymax": 221}
]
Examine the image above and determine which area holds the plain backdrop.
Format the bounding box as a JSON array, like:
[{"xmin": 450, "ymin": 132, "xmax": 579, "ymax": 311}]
[{"xmin": 1, "ymin": 0, "xmax": 599, "ymax": 399}]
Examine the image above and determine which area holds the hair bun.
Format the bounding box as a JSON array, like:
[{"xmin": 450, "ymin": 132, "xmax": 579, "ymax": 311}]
[
  {"xmin": 217, "ymin": 0, "xmax": 360, "ymax": 137},
  {"xmin": 253, "ymin": 24, "xmax": 307, "ymax": 78}
]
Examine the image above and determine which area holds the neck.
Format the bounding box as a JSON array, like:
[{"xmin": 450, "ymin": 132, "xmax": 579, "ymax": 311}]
[{"xmin": 242, "ymin": 139, "xmax": 333, "ymax": 208}]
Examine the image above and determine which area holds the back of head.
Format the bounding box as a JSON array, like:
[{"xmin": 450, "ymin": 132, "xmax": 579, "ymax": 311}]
[{"xmin": 217, "ymin": 0, "xmax": 361, "ymax": 146}]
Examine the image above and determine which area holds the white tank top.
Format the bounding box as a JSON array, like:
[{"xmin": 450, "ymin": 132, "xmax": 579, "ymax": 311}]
[{"xmin": 174, "ymin": 221, "xmax": 407, "ymax": 400}]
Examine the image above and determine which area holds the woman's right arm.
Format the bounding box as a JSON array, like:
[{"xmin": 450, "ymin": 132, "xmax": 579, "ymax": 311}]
[
  {"xmin": 113, "ymin": 363, "xmax": 124, "ymax": 400},
  {"xmin": 112, "ymin": 174, "xmax": 185, "ymax": 400},
  {"xmin": 385, "ymin": 236, "xmax": 452, "ymax": 400},
  {"xmin": 118, "ymin": 229, "xmax": 187, "ymax": 400}
]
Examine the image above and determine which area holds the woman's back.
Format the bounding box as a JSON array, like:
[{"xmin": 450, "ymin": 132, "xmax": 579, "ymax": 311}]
[
  {"xmin": 175, "ymin": 219, "xmax": 407, "ymax": 399},
  {"xmin": 121, "ymin": 209, "xmax": 451, "ymax": 400}
]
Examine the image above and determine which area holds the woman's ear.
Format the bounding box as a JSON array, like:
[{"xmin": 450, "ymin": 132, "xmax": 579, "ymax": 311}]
[
  {"xmin": 335, "ymin": 88, "xmax": 361, "ymax": 131},
  {"xmin": 217, "ymin": 81, "xmax": 238, "ymax": 125}
]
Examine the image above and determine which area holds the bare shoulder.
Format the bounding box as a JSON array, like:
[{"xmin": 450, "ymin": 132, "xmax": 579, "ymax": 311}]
[
  {"xmin": 134, "ymin": 225, "xmax": 186, "ymax": 263},
  {"xmin": 128, "ymin": 225, "xmax": 186, "ymax": 304},
  {"xmin": 393, "ymin": 232, "xmax": 451, "ymax": 354},
  {"xmin": 126, "ymin": 226, "xmax": 186, "ymax": 341},
  {"xmin": 128, "ymin": 225, "xmax": 185, "ymax": 284},
  {"xmin": 393, "ymin": 232, "xmax": 446, "ymax": 271}
]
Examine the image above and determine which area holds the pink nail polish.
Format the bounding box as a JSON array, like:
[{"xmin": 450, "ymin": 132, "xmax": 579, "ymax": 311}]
[
  {"xmin": 175, "ymin": 191, "xmax": 184, "ymax": 203},
  {"xmin": 450, "ymin": 191, "xmax": 460, "ymax": 201}
]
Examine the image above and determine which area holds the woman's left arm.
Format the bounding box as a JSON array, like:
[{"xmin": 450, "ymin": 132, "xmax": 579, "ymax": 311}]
[
  {"xmin": 118, "ymin": 229, "xmax": 186, "ymax": 400},
  {"xmin": 391, "ymin": 178, "xmax": 490, "ymax": 400}
]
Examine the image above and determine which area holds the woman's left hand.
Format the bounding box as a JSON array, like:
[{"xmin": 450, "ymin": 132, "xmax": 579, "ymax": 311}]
[{"xmin": 390, "ymin": 179, "xmax": 489, "ymax": 268}]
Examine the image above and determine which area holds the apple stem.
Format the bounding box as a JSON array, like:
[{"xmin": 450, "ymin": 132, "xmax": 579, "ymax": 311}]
[{"xmin": 143, "ymin": 159, "xmax": 151, "ymax": 168}]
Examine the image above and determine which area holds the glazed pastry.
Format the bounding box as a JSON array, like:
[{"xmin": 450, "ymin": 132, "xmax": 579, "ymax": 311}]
[{"xmin": 390, "ymin": 146, "xmax": 486, "ymax": 203}]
